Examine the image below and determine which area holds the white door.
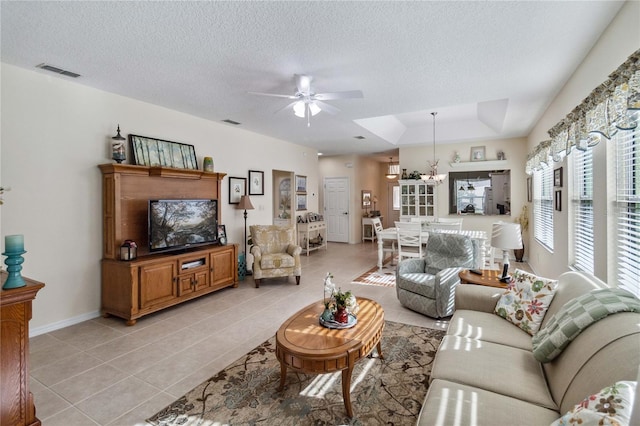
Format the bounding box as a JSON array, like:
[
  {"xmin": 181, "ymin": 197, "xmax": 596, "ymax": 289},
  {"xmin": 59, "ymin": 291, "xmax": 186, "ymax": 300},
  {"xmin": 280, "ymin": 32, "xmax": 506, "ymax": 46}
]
[{"xmin": 324, "ymin": 177, "xmax": 349, "ymax": 243}]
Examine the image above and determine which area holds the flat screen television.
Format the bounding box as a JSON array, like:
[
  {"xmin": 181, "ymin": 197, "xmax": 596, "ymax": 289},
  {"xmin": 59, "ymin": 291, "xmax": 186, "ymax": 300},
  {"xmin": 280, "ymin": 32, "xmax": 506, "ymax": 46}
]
[{"xmin": 148, "ymin": 199, "xmax": 218, "ymax": 252}]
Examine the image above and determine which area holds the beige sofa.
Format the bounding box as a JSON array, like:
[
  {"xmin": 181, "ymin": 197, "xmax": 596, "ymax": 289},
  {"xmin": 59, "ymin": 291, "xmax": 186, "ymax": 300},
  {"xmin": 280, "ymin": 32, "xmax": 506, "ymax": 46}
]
[{"xmin": 418, "ymin": 271, "xmax": 640, "ymax": 425}]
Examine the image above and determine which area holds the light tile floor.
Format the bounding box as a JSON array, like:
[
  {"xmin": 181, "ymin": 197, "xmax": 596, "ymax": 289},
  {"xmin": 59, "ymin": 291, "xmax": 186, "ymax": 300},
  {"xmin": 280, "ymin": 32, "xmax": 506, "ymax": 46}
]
[{"xmin": 29, "ymin": 242, "xmax": 526, "ymax": 425}]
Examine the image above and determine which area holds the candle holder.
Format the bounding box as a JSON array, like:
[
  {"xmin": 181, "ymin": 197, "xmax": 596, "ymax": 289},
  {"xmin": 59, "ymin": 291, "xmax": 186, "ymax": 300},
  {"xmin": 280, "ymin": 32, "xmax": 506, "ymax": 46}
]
[{"xmin": 2, "ymin": 249, "xmax": 27, "ymax": 289}]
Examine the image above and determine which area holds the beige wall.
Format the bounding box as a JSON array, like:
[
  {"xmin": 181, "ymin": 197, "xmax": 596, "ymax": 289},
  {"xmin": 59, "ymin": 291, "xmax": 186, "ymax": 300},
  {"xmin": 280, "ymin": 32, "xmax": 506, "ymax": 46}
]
[
  {"xmin": 2, "ymin": 1, "xmax": 636, "ymax": 332},
  {"xmin": 1, "ymin": 63, "xmax": 319, "ymax": 332},
  {"xmin": 525, "ymin": 0, "xmax": 639, "ymax": 281},
  {"xmin": 400, "ymin": 137, "xmax": 530, "ymax": 244}
]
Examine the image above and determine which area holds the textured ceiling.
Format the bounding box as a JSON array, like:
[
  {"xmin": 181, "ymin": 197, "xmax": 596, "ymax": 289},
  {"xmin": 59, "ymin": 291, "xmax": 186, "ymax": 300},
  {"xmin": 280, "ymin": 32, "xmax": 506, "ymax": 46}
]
[{"xmin": 0, "ymin": 1, "xmax": 625, "ymax": 158}]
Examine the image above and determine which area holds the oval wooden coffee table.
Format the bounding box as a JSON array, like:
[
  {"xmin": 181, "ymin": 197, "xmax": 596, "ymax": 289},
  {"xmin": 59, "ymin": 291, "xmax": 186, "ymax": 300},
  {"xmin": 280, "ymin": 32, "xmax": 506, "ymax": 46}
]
[{"xmin": 275, "ymin": 297, "xmax": 385, "ymax": 418}]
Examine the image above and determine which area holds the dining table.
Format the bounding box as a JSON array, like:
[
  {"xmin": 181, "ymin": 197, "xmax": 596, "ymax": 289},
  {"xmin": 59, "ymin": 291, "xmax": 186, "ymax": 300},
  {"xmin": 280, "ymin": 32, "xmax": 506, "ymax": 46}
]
[{"xmin": 376, "ymin": 227, "xmax": 488, "ymax": 271}]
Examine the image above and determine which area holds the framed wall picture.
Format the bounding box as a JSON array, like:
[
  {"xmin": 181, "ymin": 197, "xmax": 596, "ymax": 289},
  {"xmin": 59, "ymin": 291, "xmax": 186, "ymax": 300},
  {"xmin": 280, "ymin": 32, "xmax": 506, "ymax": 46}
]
[
  {"xmin": 362, "ymin": 190, "xmax": 372, "ymax": 209},
  {"xmin": 248, "ymin": 170, "xmax": 264, "ymax": 195},
  {"xmin": 554, "ymin": 167, "xmax": 563, "ymax": 187},
  {"xmin": 129, "ymin": 134, "xmax": 197, "ymax": 169},
  {"xmin": 527, "ymin": 177, "xmax": 532, "ymax": 202},
  {"xmin": 470, "ymin": 146, "xmax": 486, "ymax": 161},
  {"xmin": 217, "ymin": 225, "xmax": 227, "ymax": 245},
  {"xmin": 296, "ymin": 193, "xmax": 307, "ymax": 211},
  {"xmin": 296, "ymin": 175, "xmax": 307, "ymax": 193},
  {"xmin": 229, "ymin": 177, "xmax": 246, "ymax": 204},
  {"xmin": 555, "ymin": 190, "xmax": 562, "ymax": 211}
]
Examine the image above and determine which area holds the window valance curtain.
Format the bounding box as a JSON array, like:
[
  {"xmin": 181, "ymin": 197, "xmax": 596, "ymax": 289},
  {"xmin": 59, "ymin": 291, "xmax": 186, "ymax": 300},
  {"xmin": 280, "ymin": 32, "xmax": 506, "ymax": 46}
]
[{"xmin": 526, "ymin": 48, "xmax": 640, "ymax": 174}]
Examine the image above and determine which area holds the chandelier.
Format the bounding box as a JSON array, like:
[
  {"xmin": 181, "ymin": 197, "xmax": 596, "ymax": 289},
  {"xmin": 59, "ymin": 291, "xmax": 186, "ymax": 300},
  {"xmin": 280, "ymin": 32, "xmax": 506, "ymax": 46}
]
[
  {"xmin": 385, "ymin": 157, "xmax": 398, "ymax": 179},
  {"xmin": 421, "ymin": 112, "xmax": 447, "ymax": 184}
]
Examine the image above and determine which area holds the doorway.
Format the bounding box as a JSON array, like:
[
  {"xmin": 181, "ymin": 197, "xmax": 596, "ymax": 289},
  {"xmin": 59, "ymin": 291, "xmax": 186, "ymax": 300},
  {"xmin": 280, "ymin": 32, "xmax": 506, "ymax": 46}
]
[
  {"xmin": 324, "ymin": 177, "xmax": 349, "ymax": 243},
  {"xmin": 272, "ymin": 170, "xmax": 294, "ymax": 226},
  {"xmin": 386, "ymin": 181, "xmax": 400, "ymax": 226}
]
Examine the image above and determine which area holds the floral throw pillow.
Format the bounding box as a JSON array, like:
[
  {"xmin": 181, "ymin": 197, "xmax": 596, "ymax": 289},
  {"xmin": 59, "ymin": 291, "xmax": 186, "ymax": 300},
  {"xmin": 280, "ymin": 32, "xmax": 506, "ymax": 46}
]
[
  {"xmin": 494, "ymin": 269, "xmax": 558, "ymax": 335},
  {"xmin": 551, "ymin": 381, "xmax": 636, "ymax": 426}
]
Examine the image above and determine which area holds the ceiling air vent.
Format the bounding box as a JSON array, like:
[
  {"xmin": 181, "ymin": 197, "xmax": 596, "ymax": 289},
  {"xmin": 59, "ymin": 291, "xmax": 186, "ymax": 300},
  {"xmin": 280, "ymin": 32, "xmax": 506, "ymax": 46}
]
[
  {"xmin": 222, "ymin": 119, "xmax": 241, "ymax": 125},
  {"xmin": 353, "ymin": 136, "xmax": 366, "ymax": 140},
  {"xmin": 36, "ymin": 63, "xmax": 81, "ymax": 78}
]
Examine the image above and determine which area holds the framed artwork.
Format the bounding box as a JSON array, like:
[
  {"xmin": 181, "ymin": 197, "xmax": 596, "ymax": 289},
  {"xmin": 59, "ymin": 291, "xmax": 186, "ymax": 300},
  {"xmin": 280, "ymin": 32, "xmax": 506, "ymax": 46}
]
[
  {"xmin": 296, "ymin": 193, "xmax": 307, "ymax": 211},
  {"xmin": 296, "ymin": 175, "xmax": 307, "ymax": 193},
  {"xmin": 470, "ymin": 146, "xmax": 486, "ymax": 161},
  {"xmin": 555, "ymin": 190, "xmax": 562, "ymax": 211},
  {"xmin": 362, "ymin": 190, "xmax": 372, "ymax": 209},
  {"xmin": 554, "ymin": 167, "xmax": 563, "ymax": 187},
  {"xmin": 129, "ymin": 134, "xmax": 197, "ymax": 169},
  {"xmin": 217, "ymin": 225, "xmax": 227, "ymax": 245},
  {"xmin": 228, "ymin": 177, "xmax": 246, "ymax": 204},
  {"xmin": 527, "ymin": 177, "xmax": 532, "ymax": 202},
  {"xmin": 248, "ymin": 170, "xmax": 264, "ymax": 195}
]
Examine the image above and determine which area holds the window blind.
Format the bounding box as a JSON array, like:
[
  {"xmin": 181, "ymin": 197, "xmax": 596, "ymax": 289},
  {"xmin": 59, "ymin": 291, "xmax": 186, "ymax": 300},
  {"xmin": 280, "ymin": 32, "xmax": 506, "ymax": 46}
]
[
  {"xmin": 615, "ymin": 121, "xmax": 640, "ymax": 297},
  {"xmin": 571, "ymin": 148, "xmax": 594, "ymax": 274},
  {"xmin": 534, "ymin": 166, "xmax": 554, "ymax": 251}
]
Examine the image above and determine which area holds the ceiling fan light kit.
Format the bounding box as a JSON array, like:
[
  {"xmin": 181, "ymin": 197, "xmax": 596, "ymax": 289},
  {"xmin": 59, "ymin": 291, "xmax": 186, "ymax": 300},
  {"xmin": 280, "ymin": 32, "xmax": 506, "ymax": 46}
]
[
  {"xmin": 250, "ymin": 74, "xmax": 363, "ymax": 127},
  {"xmin": 421, "ymin": 112, "xmax": 447, "ymax": 184}
]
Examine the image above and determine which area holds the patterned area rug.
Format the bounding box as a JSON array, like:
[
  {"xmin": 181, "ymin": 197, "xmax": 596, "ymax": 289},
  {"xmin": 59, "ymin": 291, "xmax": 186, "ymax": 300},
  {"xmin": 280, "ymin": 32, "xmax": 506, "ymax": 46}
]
[
  {"xmin": 147, "ymin": 321, "xmax": 444, "ymax": 426},
  {"xmin": 351, "ymin": 258, "xmax": 397, "ymax": 287}
]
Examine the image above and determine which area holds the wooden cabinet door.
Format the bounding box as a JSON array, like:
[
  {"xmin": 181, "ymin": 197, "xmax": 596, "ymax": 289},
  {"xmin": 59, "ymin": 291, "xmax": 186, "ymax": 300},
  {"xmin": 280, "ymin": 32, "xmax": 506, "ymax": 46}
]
[
  {"xmin": 139, "ymin": 262, "xmax": 177, "ymax": 308},
  {"xmin": 210, "ymin": 247, "xmax": 235, "ymax": 288},
  {"xmin": 194, "ymin": 269, "xmax": 209, "ymax": 291},
  {"xmin": 178, "ymin": 275, "xmax": 195, "ymax": 296}
]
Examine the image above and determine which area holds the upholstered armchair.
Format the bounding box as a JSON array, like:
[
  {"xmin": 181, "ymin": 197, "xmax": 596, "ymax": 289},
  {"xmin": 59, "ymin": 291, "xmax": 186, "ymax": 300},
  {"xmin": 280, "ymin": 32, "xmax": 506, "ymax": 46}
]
[
  {"xmin": 396, "ymin": 233, "xmax": 476, "ymax": 318},
  {"xmin": 249, "ymin": 225, "xmax": 302, "ymax": 288}
]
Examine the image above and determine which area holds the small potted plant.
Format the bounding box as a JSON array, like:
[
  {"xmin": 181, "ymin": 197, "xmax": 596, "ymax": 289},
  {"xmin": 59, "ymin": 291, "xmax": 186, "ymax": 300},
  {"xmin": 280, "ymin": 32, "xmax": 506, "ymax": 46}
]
[{"xmin": 332, "ymin": 288, "xmax": 353, "ymax": 323}]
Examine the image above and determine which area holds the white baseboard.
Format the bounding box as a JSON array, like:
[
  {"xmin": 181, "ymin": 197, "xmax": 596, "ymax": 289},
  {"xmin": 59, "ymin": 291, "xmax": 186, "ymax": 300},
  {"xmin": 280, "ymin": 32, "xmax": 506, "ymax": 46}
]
[{"xmin": 30, "ymin": 310, "xmax": 101, "ymax": 337}]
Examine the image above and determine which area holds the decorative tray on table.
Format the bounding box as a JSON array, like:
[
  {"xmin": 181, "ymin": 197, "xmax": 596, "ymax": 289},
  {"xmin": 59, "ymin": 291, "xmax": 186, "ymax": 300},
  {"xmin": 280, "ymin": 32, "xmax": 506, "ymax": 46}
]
[{"xmin": 319, "ymin": 313, "xmax": 358, "ymax": 329}]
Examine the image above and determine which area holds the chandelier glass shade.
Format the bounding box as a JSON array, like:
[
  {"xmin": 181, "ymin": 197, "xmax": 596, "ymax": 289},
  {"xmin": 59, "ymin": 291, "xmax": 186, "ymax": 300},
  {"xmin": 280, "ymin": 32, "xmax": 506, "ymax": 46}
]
[
  {"xmin": 385, "ymin": 157, "xmax": 398, "ymax": 179},
  {"xmin": 421, "ymin": 112, "xmax": 447, "ymax": 184}
]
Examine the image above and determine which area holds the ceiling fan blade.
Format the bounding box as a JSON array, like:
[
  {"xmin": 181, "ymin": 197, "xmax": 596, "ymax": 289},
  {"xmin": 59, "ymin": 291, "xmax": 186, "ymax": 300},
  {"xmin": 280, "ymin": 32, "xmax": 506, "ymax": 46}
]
[
  {"xmin": 314, "ymin": 90, "xmax": 364, "ymax": 101},
  {"xmin": 294, "ymin": 74, "xmax": 312, "ymax": 94},
  {"xmin": 315, "ymin": 100, "xmax": 340, "ymax": 115},
  {"xmin": 248, "ymin": 91, "xmax": 297, "ymax": 99},
  {"xmin": 274, "ymin": 101, "xmax": 298, "ymax": 114}
]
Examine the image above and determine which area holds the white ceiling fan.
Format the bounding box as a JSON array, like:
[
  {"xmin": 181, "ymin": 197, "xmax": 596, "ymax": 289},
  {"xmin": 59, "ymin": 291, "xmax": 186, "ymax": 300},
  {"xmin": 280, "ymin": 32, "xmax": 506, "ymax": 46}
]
[{"xmin": 249, "ymin": 74, "xmax": 363, "ymax": 126}]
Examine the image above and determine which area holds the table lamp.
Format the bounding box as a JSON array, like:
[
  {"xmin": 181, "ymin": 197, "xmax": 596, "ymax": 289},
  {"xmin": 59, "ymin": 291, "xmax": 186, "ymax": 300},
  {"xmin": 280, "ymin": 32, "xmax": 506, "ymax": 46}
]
[{"xmin": 491, "ymin": 222, "xmax": 523, "ymax": 282}]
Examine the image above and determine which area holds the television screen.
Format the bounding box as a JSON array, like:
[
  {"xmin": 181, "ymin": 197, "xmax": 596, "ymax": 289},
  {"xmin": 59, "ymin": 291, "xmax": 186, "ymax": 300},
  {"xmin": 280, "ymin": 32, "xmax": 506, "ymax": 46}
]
[{"xmin": 149, "ymin": 199, "xmax": 218, "ymax": 252}]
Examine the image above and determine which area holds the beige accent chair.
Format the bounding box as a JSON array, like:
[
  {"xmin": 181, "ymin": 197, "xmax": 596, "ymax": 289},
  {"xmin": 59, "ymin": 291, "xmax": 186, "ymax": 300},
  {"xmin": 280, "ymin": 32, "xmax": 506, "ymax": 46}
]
[{"xmin": 249, "ymin": 225, "xmax": 302, "ymax": 288}]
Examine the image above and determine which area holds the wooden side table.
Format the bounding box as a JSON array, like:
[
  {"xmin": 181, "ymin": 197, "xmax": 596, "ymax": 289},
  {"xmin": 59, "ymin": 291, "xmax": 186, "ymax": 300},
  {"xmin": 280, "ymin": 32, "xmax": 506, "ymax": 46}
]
[
  {"xmin": 458, "ymin": 269, "xmax": 508, "ymax": 289},
  {"xmin": 1, "ymin": 273, "xmax": 45, "ymax": 426}
]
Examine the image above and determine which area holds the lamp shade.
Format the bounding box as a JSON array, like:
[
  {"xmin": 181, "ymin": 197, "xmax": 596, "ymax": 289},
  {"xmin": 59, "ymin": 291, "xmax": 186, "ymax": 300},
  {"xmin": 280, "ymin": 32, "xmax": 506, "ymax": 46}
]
[
  {"xmin": 491, "ymin": 222, "xmax": 523, "ymax": 250},
  {"xmin": 237, "ymin": 195, "xmax": 254, "ymax": 210}
]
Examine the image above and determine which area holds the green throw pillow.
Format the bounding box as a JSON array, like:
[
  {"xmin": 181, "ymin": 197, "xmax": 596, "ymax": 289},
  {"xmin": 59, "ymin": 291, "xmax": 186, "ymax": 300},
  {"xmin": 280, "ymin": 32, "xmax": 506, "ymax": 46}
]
[{"xmin": 494, "ymin": 269, "xmax": 558, "ymax": 335}]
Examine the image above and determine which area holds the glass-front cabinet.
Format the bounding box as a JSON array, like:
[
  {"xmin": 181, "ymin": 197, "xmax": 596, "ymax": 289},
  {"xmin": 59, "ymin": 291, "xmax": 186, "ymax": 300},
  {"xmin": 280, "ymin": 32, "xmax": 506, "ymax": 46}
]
[{"xmin": 399, "ymin": 179, "xmax": 437, "ymax": 221}]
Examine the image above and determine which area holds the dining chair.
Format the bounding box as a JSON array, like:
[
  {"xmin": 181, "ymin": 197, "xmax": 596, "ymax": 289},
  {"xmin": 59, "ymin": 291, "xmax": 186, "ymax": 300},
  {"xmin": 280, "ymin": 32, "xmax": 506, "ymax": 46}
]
[
  {"xmin": 396, "ymin": 224, "xmax": 424, "ymax": 261},
  {"xmin": 394, "ymin": 221, "xmax": 423, "ymax": 231},
  {"xmin": 426, "ymin": 220, "xmax": 463, "ymax": 232},
  {"xmin": 371, "ymin": 217, "xmax": 396, "ymax": 264}
]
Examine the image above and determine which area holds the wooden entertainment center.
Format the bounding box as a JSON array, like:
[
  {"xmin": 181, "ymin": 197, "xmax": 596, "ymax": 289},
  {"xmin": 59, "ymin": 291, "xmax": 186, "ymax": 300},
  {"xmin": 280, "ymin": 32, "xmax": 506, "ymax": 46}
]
[{"xmin": 99, "ymin": 164, "xmax": 238, "ymax": 325}]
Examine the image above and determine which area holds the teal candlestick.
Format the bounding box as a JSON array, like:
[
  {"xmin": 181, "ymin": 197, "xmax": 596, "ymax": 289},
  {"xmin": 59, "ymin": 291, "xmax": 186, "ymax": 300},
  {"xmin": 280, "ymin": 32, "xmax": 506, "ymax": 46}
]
[{"xmin": 3, "ymin": 249, "xmax": 26, "ymax": 289}]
